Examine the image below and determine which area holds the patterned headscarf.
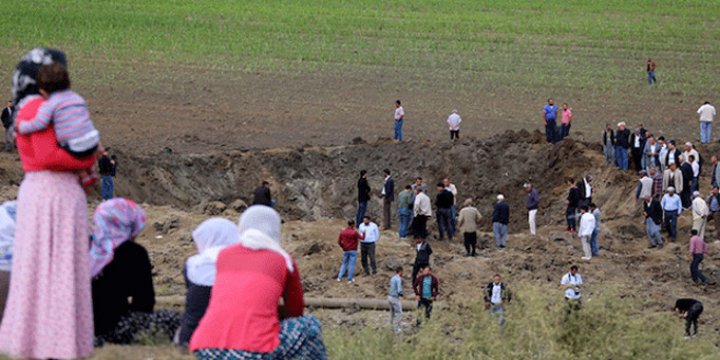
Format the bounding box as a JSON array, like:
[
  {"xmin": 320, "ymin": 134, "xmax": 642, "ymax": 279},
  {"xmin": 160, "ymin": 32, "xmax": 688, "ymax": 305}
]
[
  {"xmin": 10, "ymin": 48, "xmax": 67, "ymax": 128},
  {"xmin": 0, "ymin": 201, "xmax": 18, "ymax": 272},
  {"xmin": 89, "ymin": 198, "xmax": 146, "ymax": 277}
]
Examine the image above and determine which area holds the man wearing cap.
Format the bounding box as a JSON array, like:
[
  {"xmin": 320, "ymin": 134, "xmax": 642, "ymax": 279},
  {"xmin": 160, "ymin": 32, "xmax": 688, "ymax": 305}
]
[
  {"xmin": 447, "ymin": 109, "xmax": 461, "ymax": 141},
  {"xmin": 697, "ymin": 101, "xmax": 716, "ymax": 144},
  {"xmin": 524, "ymin": 183, "xmax": 540, "ymax": 236},
  {"xmin": 458, "ymin": 198, "xmax": 482, "ymax": 256},
  {"xmin": 492, "ymin": 194, "xmax": 510, "ymax": 248},
  {"xmin": 662, "ymin": 162, "xmax": 683, "ymax": 194},
  {"xmin": 692, "ymin": 191, "xmax": 709, "ymax": 239},
  {"xmin": 636, "ymin": 170, "xmax": 653, "ymax": 201},
  {"xmin": 661, "ymin": 187, "xmax": 682, "ymax": 242},
  {"xmin": 615, "ymin": 122, "xmax": 631, "ymax": 170},
  {"xmin": 643, "ymin": 195, "xmax": 664, "ymax": 249}
]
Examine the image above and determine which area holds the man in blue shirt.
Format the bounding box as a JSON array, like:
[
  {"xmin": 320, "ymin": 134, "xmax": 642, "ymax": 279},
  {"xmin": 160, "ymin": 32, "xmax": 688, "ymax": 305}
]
[
  {"xmin": 707, "ymin": 186, "xmax": 720, "ymax": 242},
  {"xmin": 661, "ymin": 187, "xmax": 683, "ymax": 242},
  {"xmin": 543, "ymin": 98, "xmax": 559, "ymax": 144},
  {"xmin": 388, "ymin": 266, "xmax": 404, "ymax": 333}
]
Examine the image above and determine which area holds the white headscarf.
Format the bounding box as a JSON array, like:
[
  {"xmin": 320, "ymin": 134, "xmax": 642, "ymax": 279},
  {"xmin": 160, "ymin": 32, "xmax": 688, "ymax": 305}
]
[
  {"xmin": 0, "ymin": 201, "xmax": 18, "ymax": 272},
  {"xmin": 186, "ymin": 218, "xmax": 239, "ymax": 286},
  {"xmin": 238, "ymin": 205, "xmax": 294, "ymax": 272}
]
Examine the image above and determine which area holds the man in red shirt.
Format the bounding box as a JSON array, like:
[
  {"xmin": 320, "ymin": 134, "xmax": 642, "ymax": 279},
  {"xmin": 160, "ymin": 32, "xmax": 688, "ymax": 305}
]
[{"xmin": 337, "ymin": 220, "xmax": 364, "ymax": 284}]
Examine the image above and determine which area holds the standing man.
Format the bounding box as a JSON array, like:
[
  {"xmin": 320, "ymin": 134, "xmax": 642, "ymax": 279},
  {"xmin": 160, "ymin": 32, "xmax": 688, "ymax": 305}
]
[
  {"xmin": 524, "ymin": 183, "xmax": 540, "ymax": 236},
  {"xmin": 492, "ymin": 194, "xmax": 510, "ymax": 249},
  {"xmin": 412, "ymin": 186, "xmax": 432, "ymax": 239},
  {"xmin": 603, "ymin": 124, "xmax": 615, "ymax": 165},
  {"xmin": 559, "ymin": 103, "xmax": 572, "ymax": 140},
  {"xmin": 413, "ymin": 266, "xmax": 439, "ymax": 324},
  {"xmin": 615, "ymin": 122, "xmax": 631, "ymax": 170},
  {"xmin": 589, "ymin": 203, "xmax": 601, "ymax": 257},
  {"xmin": 680, "ymin": 157, "xmax": 694, "ymax": 209},
  {"xmin": 674, "ymin": 299, "xmax": 704, "ymax": 339},
  {"xmin": 411, "ymin": 177, "xmax": 428, "ymax": 194},
  {"xmin": 381, "ymin": 169, "xmax": 395, "ymax": 230},
  {"xmin": 643, "ymin": 195, "xmax": 664, "ymax": 249},
  {"xmin": 443, "ymin": 177, "xmax": 458, "ymax": 233},
  {"xmin": 711, "ymin": 156, "xmax": 720, "ymax": 188},
  {"xmin": 662, "ymin": 162, "xmax": 683, "ymax": 194},
  {"xmin": 397, "ymin": 185, "xmax": 413, "ymax": 239},
  {"xmin": 388, "ymin": 266, "xmax": 404, "ymax": 333},
  {"xmin": 543, "ymin": 98, "xmax": 559, "ymax": 144},
  {"xmin": 664, "ymin": 140, "xmax": 681, "ymax": 169},
  {"xmin": 1, "ymin": 101, "xmax": 13, "ymax": 151},
  {"xmin": 560, "ymin": 265, "xmax": 584, "ymax": 312},
  {"xmin": 358, "ymin": 216, "xmax": 379, "ymax": 276},
  {"xmin": 650, "ymin": 168, "xmax": 663, "ymax": 198},
  {"xmin": 643, "ymin": 135, "xmax": 662, "ymax": 172},
  {"xmin": 411, "ymin": 237, "xmax": 432, "ymax": 286},
  {"xmin": 393, "ymin": 100, "xmax": 404, "ymax": 143},
  {"xmin": 484, "ymin": 274, "xmax": 512, "ymax": 326},
  {"xmin": 435, "ymin": 183, "xmax": 454, "ymax": 241},
  {"xmin": 565, "ymin": 178, "xmax": 580, "ymax": 232},
  {"xmin": 356, "ymin": 170, "xmax": 371, "ymax": 228},
  {"xmin": 657, "ymin": 136, "xmax": 668, "ymax": 173},
  {"xmin": 647, "ymin": 58, "xmax": 657, "ymax": 84},
  {"xmin": 688, "ymin": 230, "xmax": 709, "ymax": 285},
  {"xmin": 98, "ymin": 148, "xmax": 115, "ymax": 200},
  {"xmin": 682, "ymin": 143, "xmax": 699, "ymax": 171},
  {"xmin": 636, "ymin": 170, "xmax": 653, "ymax": 200},
  {"xmin": 578, "ymin": 206, "xmax": 595, "ymax": 261},
  {"xmin": 252, "ymin": 180, "xmax": 273, "ymax": 207},
  {"xmin": 337, "ymin": 220, "xmax": 363, "ymax": 284},
  {"xmin": 691, "ymin": 192, "xmax": 709, "ymax": 239},
  {"xmin": 661, "ymin": 187, "xmax": 682, "ymax": 242},
  {"xmin": 697, "ymin": 101, "xmax": 716, "ymax": 144},
  {"xmin": 457, "ymin": 198, "xmax": 482, "ymax": 257},
  {"xmin": 577, "ymin": 175, "xmax": 593, "ymax": 208},
  {"xmin": 630, "ymin": 128, "xmax": 646, "ymax": 171},
  {"xmin": 707, "ymin": 187, "xmax": 720, "ymax": 242},
  {"xmin": 447, "ymin": 109, "xmax": 461, "ymax": 141}
]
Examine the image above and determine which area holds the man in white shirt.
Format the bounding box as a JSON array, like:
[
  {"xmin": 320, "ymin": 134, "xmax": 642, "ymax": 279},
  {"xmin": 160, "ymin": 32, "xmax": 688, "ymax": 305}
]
[
  {"xmin": 692, "ymin": 191, "xmax": 709, "ymax": 239},
  {"xmin": 358, "ymin": 216, "xmax": 380, "ymax": 276},
  {"xmin": 682, "ymin": 142, "xmax": 699, "ymax": 170},
  {"xmin": 697, "ymin": 101, "xmax": 717, "ymax": 144},
  {"xmin": 578, "ymin": 206, "xmax": 595, "ymax": 261},
  {"xmin": 447, "ymin": 109, "xmax": 461, "ymax": 141},
  {"xmin": 412, "ymin": 187, "xmax": 432, "ymax": 239},
  {"xmin": 393, "ymin": 100, "xmax": 405, "ymax": 143},
  {"xmin": 560, "ymin": 265, "xmax": 584, "ymax": 312}
]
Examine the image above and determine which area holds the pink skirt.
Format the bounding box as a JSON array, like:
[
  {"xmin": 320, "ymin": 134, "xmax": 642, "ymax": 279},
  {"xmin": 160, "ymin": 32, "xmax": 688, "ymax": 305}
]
[{"xmin": 0, "ymin": 171, "xmax": 93, "ymax": 359}]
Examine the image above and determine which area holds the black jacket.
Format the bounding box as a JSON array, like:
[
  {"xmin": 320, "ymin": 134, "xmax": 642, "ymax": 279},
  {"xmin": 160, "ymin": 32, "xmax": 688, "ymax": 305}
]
[
  {"xmin": 630, "ymin": 133, "xmax": 646, "ymax": 150},
  {"xmin": 357, "ymin": 177, "xmax": 371, "ymax": 202},
  {"xmin": 665, "ymin": 149, "xmax": 681, "ymax": 167},
  {"xmin": 680, "ymin": 163, "xmax": 694, "ymax": 188},
  {"xmin": 92, "ymin": 241, "xmax": 155, "ymax": 336},
  {"xmin": 177, "ymin": 267, "xmax": 212, "ymax": 346},
  {"xmin": 576, "ymin": 180, "xmax": 591, "ymax": 200},
  {"xmin": 615, "ymin": 129, "xmax": 630, "ymax": 149},
  {"xmin": 567, "ymin": 188, "xmax": 580, "ymax": 208},
  {"xmin": 414, "ymin": 241, "xmax": 433, "ymax": 265},
  {"xmin": 98, "ymin": 155, "xmax": 113, "ymax": 176},
  {"xmin": 383, "ymin": 177, "xmax": 395, "ymax": 201},
  {"xmin": 435, "ymin": 190, "xmax": 454, "ymax": 209},
  {"xmin": 674, "ymin": 298, "xmax": 703, "ymax": 313},
  {"xmin": 484, "ymin": 282, "xmax": 512, "ymax": 304},
  {"xmin": 0, "ymin": 107, "xmax": 11, "ymax": 129},
  {"xmin": 644, "ymin": 199, "xmax": 663, "ymax": 225},
  {"xmin": 252, "ymin": 186, "xmax": 272, "ymax": 206},
  {"xmin": 492, "ymin": 202, "xmax": 509, "ymax": 225},
  {"xmin": 603, "ymin": 130, "xmax": 615, "ymax": 145}
]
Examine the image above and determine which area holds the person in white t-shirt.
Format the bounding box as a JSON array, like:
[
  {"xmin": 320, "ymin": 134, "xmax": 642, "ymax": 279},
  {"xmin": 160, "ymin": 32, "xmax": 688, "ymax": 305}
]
[
  {"xmin": 697, "ymin": 101, "xmax": 717, "ymax": 144},
  {"xmin": 560, "ymin": 265, "xmax": 584, "ymax": 313},
  {"xmin": 578, "ymin": 206, "xmax": 596, "ymax": 261},
  {"xmin": 447, "ymin": 110, "xmax": 461, "ymax": 141},
  {"xmin": 393, "ymin": 100, "xmax": 405, "ymax": 143}
]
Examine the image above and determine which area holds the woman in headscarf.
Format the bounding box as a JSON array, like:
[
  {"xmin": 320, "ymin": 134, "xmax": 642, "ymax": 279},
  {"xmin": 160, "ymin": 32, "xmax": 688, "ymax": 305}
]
[
  {"xmin": 0, "ymin": 48, "xmax": 96, "ymax": 359},
  {"xmin": 0, "ymin": 201, "xmax": 17, "ymax": 321},
  {"xmin": 176, "ymin": 218, "xmax": 240, "ymax": 348},
  {"xmin": 91, "ymin": 198, "xmax": 181, "ymax": 346},
  {"xmin": 190, "ymin": 206, "xmax": 327, "ymax": 360}
]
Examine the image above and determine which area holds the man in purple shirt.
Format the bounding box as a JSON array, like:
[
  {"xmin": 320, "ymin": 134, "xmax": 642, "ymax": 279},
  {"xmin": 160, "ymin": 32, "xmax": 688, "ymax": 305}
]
[{"xmin": 543, "ymin": 98, "xmax": 558, "ymax": 144}]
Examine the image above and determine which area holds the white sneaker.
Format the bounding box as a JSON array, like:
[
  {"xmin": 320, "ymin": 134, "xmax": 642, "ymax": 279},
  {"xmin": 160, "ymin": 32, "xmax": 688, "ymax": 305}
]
[
  {"xmin": 581, "ymin": 257, "xmax": 591, "ymax": 261},
  {"xmin": 348, "ymin": 279, "xmax": 355, "ymax": 284}
]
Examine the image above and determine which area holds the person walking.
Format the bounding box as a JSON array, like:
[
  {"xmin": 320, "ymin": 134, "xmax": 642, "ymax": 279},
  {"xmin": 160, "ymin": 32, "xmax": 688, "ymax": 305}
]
[
  {"xmin": 337, "ymin": 220, "xmax": 363, "ymax": 284},
  {"xmin": 647, "ymin": 58, "xmax": 657, "ymax": 84},
  {"xmin": 443, "ymin": 177, "xmax": 458, "ymax": 234},
  {"xmin": 631, "ymin": 128, "xmax": 646, "ymax": 171},
  {"xmin": 560, "ymin": 265, "xmax": 583, "ymax": 313},
  {"xmin": 447, "ymin": 109, "xmax": 461, "ymax": 141},
  {"xmin": 492, "ymin": 194, "xmax": 510, "ymax": 248},
  {"xmin": 543, "ymin": 98, "xmax": 559, "ymax": 144},
  {"xmin": 397, "ymin": 185, "xmax": 413, "ymax": 239},
  {"xmin": 578, "ymin": 206, "xmax": 595, "ymax": 261},
  {"xmin": 356, "ymin": 170, "xmax": 371, "ymax": 228},
  {"xmin": 602, "ymin": 124, "xmax": 615, "ymax": 165},
  {"xmin": 413, "ymin": 266, "xmax": 439, "ymax": 324},
  {"xmin": 707, "ymin": 187, "xmax": 720, "ymax": 242},
  {"xmin": 483, "ymin": 274, "xmax": 512, "ymax": 327},
  {"xmin": 252, "ymin": 181, "xmax": 273, "ymax": 207},
  {"xmin": 435, "ymin": 183, "xmax": 454, "ymax": 241},
  {"xmin": 636, "ymin": 170, "xmax": 653, "ymax": 200},
  {"xmin": 565, "ymin": 178, "xmax": 580, "ymax": 232},
  {"xmin": 615, "ymin": 122, "xmax": 631, "ymax": 170},
  {"xmin": 692, "ymin": 191, "xmax": 709, "ymax": 239},
  {"xmin": 388, "ymin": 267, "xmax": 404, "ymax": 333},
  {"xmin": 674, "ymin": 299, "xmax": 703, "ymax": 339},
  {"xmin": 524, "ymin": 183, "xmax": 540, "ymax": 236},
  {"xmin": 412, "ymin": 187, "xmax": 432, "ymax": 239},
  {"xmin": 559, "ymin": 103, "xmax": 572, "ymax": 140},
  {"xmin": 457, "ymin": 198, "xmax": 482, "ymax": 257},
  {"xmin": 643, "ymin": 195, "xmax": 664, "ymax": 249},
  {"xmin": 411, "ymin": 238, "xmax": 432, "ymax": 286},
  {"xmin": 358, "ymin": 216, "xmax": 379, "ymax": 276},
  {"xmin": 589, "ymin": 203, "xmax": 601, "ymax": 257},
  {"xmin": 661, "ymin": 187, "xmax": 682, "ymax": 242},
  {"xmin": 1, "ymin": 101, "xmax": 13, "ymax": 151},
  {"xmin": 688, "ymin": 230, "xmax": 709, "ymax": 285},
  {"xmin": 393, "ymin": 100, "xmax": 404, "ymax": 143},
  {"xmin": 662, "ymin": 163, "xmax": 683, "ymax": 194},
  {"xmin": 98, "ymin": 147, "xmax": 116, "ymax": 200},
  {"xmin": 697, "ymin": 101, "xmax": 716, "ymax": 144},
  {"xmin": 381, "ymin": 169, "xmax": 395, "ymax": 230}
]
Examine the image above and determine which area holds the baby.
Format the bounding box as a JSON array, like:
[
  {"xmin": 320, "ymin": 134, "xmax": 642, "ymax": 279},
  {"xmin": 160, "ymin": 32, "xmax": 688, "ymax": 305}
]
[{"xmin": 16, "ymin": 63, "xmax": 99, "ymax": 186}]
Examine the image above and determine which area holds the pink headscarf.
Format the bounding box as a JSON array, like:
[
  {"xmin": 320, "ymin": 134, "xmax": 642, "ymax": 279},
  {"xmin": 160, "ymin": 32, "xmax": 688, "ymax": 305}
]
[{"xmin": 89, "ymin": 198, "xmax": 146, "ymax": 277}]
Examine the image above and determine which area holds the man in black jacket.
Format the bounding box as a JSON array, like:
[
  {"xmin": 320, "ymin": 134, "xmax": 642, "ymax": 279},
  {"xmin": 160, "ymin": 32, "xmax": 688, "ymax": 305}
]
[
  {"xmin": 630, "ymin": 128, "xmax": 646, "ymax": 172},
  {"xmin": 615, "ymin": 122, "xmax": 631, "ymax": 170},
  {"xmin": 381, "ymin": 169, "xmax": 394, "ymax": 229},
  {"xmin": 492, "ymin": 194, "xmax": 510, "ymax": 248},
  {"xmin": 1, "ymin": 100, "xmax": 13, "ymax": 151},
  {"xmin": 674, "ymin": 298, "xmax": 703, "ymax": 339},
  {"xmin": 680, "ymin": 158, "xmax": 694, "ymax": 209},
  {"xmin": 643, "ymin": 195, "xmax": 664, "ymax": 249},
  {"xmin": 576, "ymin": 175, "xmax": 593, "ymax": 209},
  {"xmin": 565, "ymin": 178, "xmax": 580, "ymax": 232},
  {"xmin": 665, "ymin": 140, "xmax": 681, "ymax": 168},
  {"xmin": 435, "ymin": 183, "xmax": 455, "ymax": 241},
  {"xmin": 252, "ymin": 181, "xmax": 273, "ymax": 207},
  {"xmin": 411, "ymin": 238, "xmax": 432, "ymax": 286},
  {"xmin": 484, "ymin": 274, "xmax": 512, "ymax": 326},
  {"xmin": 356, "ymin": 170, "xmax": 371, "ymax": 228}
]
